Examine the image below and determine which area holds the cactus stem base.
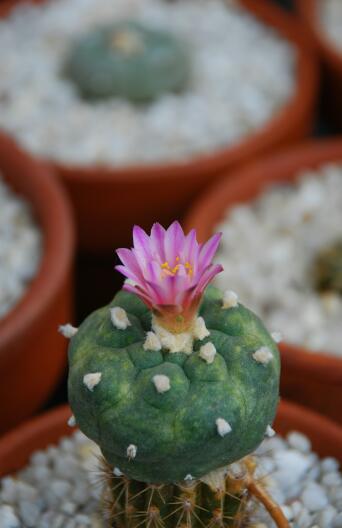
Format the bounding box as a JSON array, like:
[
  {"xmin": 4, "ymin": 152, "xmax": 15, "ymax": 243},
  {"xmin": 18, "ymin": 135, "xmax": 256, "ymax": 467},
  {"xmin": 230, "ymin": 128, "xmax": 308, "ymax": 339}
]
[{"xmin": 100, "ymin": 457, "xmax": 289, "ymax": 528}]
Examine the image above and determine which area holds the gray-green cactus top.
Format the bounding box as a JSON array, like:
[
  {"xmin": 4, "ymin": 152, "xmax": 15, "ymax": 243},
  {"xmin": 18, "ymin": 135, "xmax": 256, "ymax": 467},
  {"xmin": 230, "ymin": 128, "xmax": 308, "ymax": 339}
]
[
  {"xmin": 63, "ymin": 20, "xmax": 190, "ymax": 102},
  {"xmin": 68, "ymin": 286, "xmax": 280, "ymax": 484}
]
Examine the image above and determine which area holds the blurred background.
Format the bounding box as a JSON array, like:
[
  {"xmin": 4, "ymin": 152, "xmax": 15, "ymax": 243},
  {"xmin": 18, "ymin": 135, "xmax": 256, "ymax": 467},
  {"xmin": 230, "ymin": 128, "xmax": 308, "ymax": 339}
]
[{"xmin": 0, "ymin": 0, "xmax": 342, "ymax": 436}]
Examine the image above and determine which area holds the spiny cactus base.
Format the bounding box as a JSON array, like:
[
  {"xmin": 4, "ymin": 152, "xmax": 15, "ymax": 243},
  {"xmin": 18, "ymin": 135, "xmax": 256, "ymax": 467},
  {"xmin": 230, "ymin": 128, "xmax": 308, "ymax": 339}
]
[{"xmin": 101, "ymin": 456, "xmax": 289, "ymax": 528}]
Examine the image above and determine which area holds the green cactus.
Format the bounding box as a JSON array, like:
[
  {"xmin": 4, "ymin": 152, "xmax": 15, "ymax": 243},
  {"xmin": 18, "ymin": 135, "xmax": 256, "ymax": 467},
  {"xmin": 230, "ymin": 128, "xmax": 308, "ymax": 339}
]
[
  {"xmin": 63, "ymin": 20, "xmax": 190, "ymax": 102},
  {"xmin": 66, "ymin": 221, "xmax": 287, "ymax": 527},
  {"xmin": 312, "ymin": 240, "xmax": 342, "ymax": 295},
  {"xmin": 68, "ymin": 286, "xmax": 280, "ymax": 485}
]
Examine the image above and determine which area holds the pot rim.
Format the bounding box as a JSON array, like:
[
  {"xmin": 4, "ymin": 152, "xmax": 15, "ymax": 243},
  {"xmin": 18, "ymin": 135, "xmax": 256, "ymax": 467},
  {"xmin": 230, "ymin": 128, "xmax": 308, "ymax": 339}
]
[
  {"xmin": 296, "ymin": 0, "xmax": 342, "ymax": 77},
  {"xmin": 0, "ymin": 133, "xmax": 75, "ymax": 362},
  {"xmin": 184, "ymin": 137, "xmax": 342, "ymax": 374},
  {"xmin": 1, "ymin": 400, "xmax": 342, "ymax": 478},
  {"xmin": 0, "ymin": 0, "xmax": 318, "ymax": 182}
]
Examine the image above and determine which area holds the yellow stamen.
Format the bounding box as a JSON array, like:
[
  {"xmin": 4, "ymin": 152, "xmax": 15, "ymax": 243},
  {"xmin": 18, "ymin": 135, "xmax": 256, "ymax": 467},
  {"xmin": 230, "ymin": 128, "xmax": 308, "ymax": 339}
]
[{"xmin": 160, "ymin": 259, "xmax": 193, "ymax": 278}]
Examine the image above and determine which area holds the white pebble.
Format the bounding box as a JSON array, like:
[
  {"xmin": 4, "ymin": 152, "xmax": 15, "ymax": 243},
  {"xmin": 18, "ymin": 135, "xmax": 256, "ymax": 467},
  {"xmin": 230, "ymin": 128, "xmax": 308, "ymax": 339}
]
[
  {"xmin": 216, "ymin": 417, "xmax": 232, "ymax": 437},
  {"xmin": 83, "ymin": 373, "xmax": 102, "ymax": 391},
  {"xmin": 301, "ymin": 482, "xmax": 328, "ymax": 512},
  {"xmin": 110, "ymin": 307, "xmax": 131, "ymax": 330},
  {"xmin": 287, "ymin": 432, "xmax": 311, "ymax": 453},
  {"xmin": 0, "ymin": 505, "xmax": 20, "ymax": 528},
  {"xmin": 199, "ymin": 342, "xmax": 217, "ymax": 364}
]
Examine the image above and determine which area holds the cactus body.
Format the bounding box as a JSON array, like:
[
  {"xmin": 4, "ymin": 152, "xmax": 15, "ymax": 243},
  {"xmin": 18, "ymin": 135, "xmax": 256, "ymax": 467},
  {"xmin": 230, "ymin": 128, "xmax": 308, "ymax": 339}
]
[
  {"xmin": 313, "ymin": 240, "xmax": 342, "ymax": 295},
  {"xmin": 68, "ymin": 286, "xmax": 280, "ymax": 484},
  {"xmin": 63, "ymin": 21, "xmax": 190, "ymax": 102}
]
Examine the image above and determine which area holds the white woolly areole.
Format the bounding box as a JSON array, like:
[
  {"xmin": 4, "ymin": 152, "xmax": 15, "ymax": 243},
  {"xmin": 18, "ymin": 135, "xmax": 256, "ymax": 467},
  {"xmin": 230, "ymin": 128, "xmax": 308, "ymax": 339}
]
[
  {"xmin": 271, "ymin": 331, "xmax": 282, "ymax": 343},
  {"xmin": 193, "ymin": 316, "xmax": 210, "ymax": 340},
  {"xmin": 184, "ymin": 474, "xmax": 194, "ymax": 481},
  {"xmin": 67, "ymin": 415, "xmax": 76, "ymax": 427},
  {"xmin": 83, "ymin": 372, "xmax": 102, "ymax": 391},
  {"xmin": 252, "ymin": 346, "xmax": 273, "ymax": 365},
  {"xmin": 216, "ymin": 418, "xmax": 232, "ymax": 437},
  {"xmin": 152, "ymin": 374, "xmax": 171, "ymax": 394},
  {"xmin": 110, "ymin": 306, "xmax": 131, "ymax": 330},
  {"xmin": 199, "ymin": 342, "xmax": 217, "ymax": 364},
  {"xmin": 127, "ymin": 444, "xmax": 137, "ymax": 459},
  {"xmin": 113, "ymin": 467, "xmax": 123, "ymax": 477},
  {"xmin": 222, "ymin": 290, "xmax": 239, "ymax": 309},
  {"xmin": 143, "ymin": 331, "xmax": 162, "ymax": 352},
  {"xmin": 58, "ymin": 324, "xmax": 78, "ymax": 338},
  {"xmin": 265, "ymin": 425, "xmax": 276, "ymax": 438},
  {"xmin": 152, "ymin": 319, "xmax": 193, "ymax": 354}
]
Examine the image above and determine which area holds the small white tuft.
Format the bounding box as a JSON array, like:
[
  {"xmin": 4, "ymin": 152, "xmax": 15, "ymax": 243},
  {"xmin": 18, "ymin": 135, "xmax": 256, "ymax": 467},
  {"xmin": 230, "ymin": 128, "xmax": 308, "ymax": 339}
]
[
  {"xmin": 152, "ymin": 374, "xmax": 171, "ymax": 394},
  {"xmin": 58, "ymin": 324, "xmax": 78, "ymax": 338},
  {"xmin": 143, "ymin": 331, "xmax": 162, "ymax": 352},
  {"xmin": 193, "ymin": 317, "xmax": 210, "ymax": 340},
  {"xmin": 199, "ymin": 342, "xmax": 217, "ymax": 364},
  {"xmin": 216, "ymin": 418, "xmax": 232, "ymax": 437},
  {"xmin": 265, "ymin": 425, "xmax": 276, "ymax": 438},
  {"xmin": 113, "ymin": 467, "xmax": 123, "ymax": 477},
  {"xmin": 222, "ymin": 290, "xmax": 238, "ymax": 309},
  {"xmin": 271, "ymin": 332, "xmax": 282, "ymax": 343},
  {"xmin": 252, "ymin": 346, "xmax": 273, "ymax": 365},
  {"xmin": 83, "ymin": 372, "xmax": 102, "ymax": 391},
  {"xmin": 110, "ymin": 307, "xmax": 131, "ymax": 330},
  {"xmin": 184, "ymin": 474, "xmax": 194, "ymax": 481},
  {"xmin": 127, "ymin": 444, "xmax": 137, "ymax": 459},
  {"xmin": 67, "ymin": 415, "xmax": 76, "ymax": 427}
]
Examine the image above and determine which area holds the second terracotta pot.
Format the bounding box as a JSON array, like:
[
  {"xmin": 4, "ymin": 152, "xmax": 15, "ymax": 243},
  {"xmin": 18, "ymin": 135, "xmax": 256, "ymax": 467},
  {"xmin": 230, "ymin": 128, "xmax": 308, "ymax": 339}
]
[
  {"xmin": 184, "ymin": 139, "xmax": 342, "ymax": 424},
  {"xmin": 0, "ymin": 0, "xmax": 318, "ymax": 253},
  {"xmin": 0, "ymin": 133, "xmax": 75, "ymax": 434},
  {"xmin": 297, "ymin": 0, "xmax": 342, "ymax": 130}
]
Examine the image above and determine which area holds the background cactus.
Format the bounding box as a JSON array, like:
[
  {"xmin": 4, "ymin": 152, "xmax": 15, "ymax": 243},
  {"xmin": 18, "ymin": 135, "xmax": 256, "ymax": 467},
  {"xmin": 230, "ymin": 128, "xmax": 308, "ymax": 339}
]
[
  {"xmin": 63, "ymin": 20, "xmax": 190, "ymax": 102},
  {"xmin": 312, "ymin": 240, "xmax": 342, "ymax": 295},
  {"xmin": 67, "ymin": 222, "xmax": 286, "ymax": 527}
]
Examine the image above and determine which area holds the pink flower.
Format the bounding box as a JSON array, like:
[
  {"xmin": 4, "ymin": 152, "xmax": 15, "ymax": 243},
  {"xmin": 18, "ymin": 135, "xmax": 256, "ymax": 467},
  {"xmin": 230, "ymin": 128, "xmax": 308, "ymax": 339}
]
[{"xmin": 116, "ymin": 221, "xmax": 223, "ymax": 332}]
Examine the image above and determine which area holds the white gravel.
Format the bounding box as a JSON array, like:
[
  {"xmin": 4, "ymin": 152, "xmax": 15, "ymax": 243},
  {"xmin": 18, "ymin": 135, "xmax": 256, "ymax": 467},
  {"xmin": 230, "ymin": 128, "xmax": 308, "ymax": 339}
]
[
  {"xmin": 0, "ymin": 0, "xmax": 295, "ymax": 167},
  {"xmin": 215, "ymin": 162, "xmax": 342, "ymax": 356},
  {"xmin": 0, "ymin": 174, "xmax": 42, "ymax": 320},
  {"xmin": 1, "ymin": 429, "xmax": 341, "ymax": 527},
  {"xmin": 320, "ymin": 0, "xmax": 342, "ymax": 52}
]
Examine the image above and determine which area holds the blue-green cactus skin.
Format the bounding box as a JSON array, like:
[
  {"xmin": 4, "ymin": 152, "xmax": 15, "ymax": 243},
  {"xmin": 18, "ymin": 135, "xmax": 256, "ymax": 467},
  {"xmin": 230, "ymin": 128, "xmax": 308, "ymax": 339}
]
[
  {"xmin": 63, "ymin": 20, "xmax": 190, "ymax": 102},
  {"xmin": 68, "ymin": 286, "xmax": 280, "ymax": 484}
]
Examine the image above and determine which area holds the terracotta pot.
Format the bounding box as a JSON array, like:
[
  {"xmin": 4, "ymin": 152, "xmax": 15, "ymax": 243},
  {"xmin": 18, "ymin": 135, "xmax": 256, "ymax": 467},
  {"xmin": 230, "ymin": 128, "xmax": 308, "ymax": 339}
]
[
  {"xmin": 0, "ymin": 0, "xmax": 318, "ymax": 253},
  {"xmin": 296, "ymin": 0, "xmax": 342, "ymax": 130},
  {"xmin": 0, "ymin": 133, "xmax": 75, "ymax": 434},
  {"xmin": 184, "ymin": 138, "xmax": 342, "ymax": 424},
  {"xmin": 1, "ymin": 400, "xmax": 342, "ymax": 479}
]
